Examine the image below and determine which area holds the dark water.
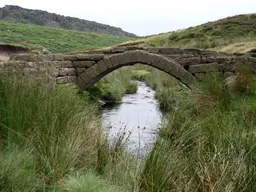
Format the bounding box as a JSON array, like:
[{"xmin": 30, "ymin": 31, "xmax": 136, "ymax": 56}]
[{"xmin": 101, "ymin": 81, "xmax": 166, "ymax": 158}]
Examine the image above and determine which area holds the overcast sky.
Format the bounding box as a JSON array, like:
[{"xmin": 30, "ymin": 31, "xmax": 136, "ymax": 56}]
[{"xmin": 0, "ymin": 0, "xmax": 255, "ymax": 36}]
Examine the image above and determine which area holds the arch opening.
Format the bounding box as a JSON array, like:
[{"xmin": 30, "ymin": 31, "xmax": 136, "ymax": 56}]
[{"xmin": 76, "ymin": 50, "xmax": 196, "ymax": 90}]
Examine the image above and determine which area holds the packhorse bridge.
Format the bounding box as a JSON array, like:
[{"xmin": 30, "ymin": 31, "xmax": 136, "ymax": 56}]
[{"xmin": 1, "ymin": 47, "xmax": 256, "ymax": 89}]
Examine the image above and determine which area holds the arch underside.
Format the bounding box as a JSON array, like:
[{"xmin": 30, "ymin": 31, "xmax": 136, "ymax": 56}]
[{"xmin": 76, "ymin": 50, "xmax": 197, "ymax": 90}]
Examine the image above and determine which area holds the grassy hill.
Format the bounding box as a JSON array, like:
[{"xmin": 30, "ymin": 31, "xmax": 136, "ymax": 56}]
[
  {"xmin": 0, "ymin": 20, "xmax": 133, "ymax": 53},
  {"xmin": 119, "ymin": 14, "xmax": 256, "ymax": 53},
  {"xmin": 0, "ymin": 5, "xmax": 137, "ymax": 38}
]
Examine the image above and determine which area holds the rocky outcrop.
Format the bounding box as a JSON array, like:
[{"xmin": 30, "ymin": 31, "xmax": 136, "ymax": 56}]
[{"xmin": 0, "ymin": 5, "xmax": 137, "ymax": 38}]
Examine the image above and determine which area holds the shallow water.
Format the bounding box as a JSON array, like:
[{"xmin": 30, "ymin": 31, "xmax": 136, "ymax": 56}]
[{"xmin": 101, "ymin": 81, "xmax": 166, "ymax": 158}]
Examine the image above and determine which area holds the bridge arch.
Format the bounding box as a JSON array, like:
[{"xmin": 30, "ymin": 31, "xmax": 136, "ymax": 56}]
[{"xmin": 76, "ymin": 50, "xmax": 197, "ymax": 90}]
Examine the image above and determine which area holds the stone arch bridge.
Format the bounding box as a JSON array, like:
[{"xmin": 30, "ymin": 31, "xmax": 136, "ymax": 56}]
[{"xmin": 1, "ymin": 47, "xmax": 256, "ymax": 89}]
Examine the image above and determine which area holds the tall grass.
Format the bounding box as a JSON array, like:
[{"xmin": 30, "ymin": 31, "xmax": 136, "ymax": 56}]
[
  {"xmin": 1, "ymin": 67, "xmax": 255, "ymax": 191},
  {"xmin": 0, "ymin": 75, "xmax": 124, "ymax": 190},
  {"xmin": 151, "ymin": 73, "xmax": 256, "ymax": 191}
]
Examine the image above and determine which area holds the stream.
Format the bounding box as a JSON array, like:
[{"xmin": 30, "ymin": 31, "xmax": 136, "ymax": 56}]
[{"xmin": 101, "ymin": 81, "xmax": 166, "ymax": 158}]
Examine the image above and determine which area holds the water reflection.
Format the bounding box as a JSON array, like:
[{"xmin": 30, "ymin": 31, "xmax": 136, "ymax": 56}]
[{"xmin": 101, "ymin": 81, "xmax": 166, "ymax": 158}]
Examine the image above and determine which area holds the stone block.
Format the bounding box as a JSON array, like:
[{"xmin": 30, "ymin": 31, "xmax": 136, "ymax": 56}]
[
  {"xmin": 52, "ymin": 54, "xmax": 64, "ymax": 61},
  {"xmin": 75, "ymin": 68, "xmax": 87, "ymax": 75},
  {"xmin": 76, "ymin": 68, "xmax": 96, "ymax": 88},
  {"xmin": 110, "ymin": 47, "xmax": 127, "ymax": 53},
  {"xmin": 188, "ymin": 63, "xmax": 223, "ymax": 73},
  {"xmin": 56, "ymin": 76, "xmax": 76, "ymax": 84},
  {"xmin": 206, "ymin": 56, "xmax": 217, "ymax": 63},
  {"xmin": 109, "ymin": 54, "xmax": 120, "ymax": 67},
  {"xmin": 160, "ymin": 48, "xmax": 182, "ymax": 54},
  {"xmin": 177, "ymin": 57, "xmax": 201, "ymax": 66},
  {"xmin": 11, "ymin": 54, "xmax": 51, "ymax": 62},
  {"xmin": 23, "ymin": 68, "xmax": 48, "ymax": 77},
  {"xmin": 63, "ymin": 54, "xmax": 104, "ymax": 61},
  {"xmin": 181, "ymin": 72, "xmax": 197, "ymax": 86},
  {"xmin": 76, "ymin": 76, "xmax": 86, "ymax": 89},
  {"xmin": 126, "ymin": 46, "xmax": 146, "ymax": 51},
  {"xmin": 73, "ymin": 61, "xmax": 95, "ymax": 67},
  {"xmin": 199, "ymin": 50, "xmax": 219, "ymax": 56},
  {"xmin": 103, "ymin": 57, "xmax": 113, "ymax": 69},
  {"xmin": 215, "ymin": 56, "xmax": 229, "ymax": 64},
  {"xmin": 58, "ymin": 68, "xmax": 76, "ymax": 76},
  {"xmin": 55, "ymin": 61, "xmax": 73, "ymax": 68},
  {"xmin": 3, "ymin": 61, "xmax": 27, "ymax": 68},
  {"xmin": 134, "ymin": 51, "xmax": 151, "ymax": 64},
  {"xmin": 91, "ymin": 61, "xmax": 107, "ymax": 76},
  {"xmin": 147, "ymin": 48, "xmax": 160, "ymax": 54},
  {"xmin": 182, "ymin": 48, "xmax": 201, "ymax": 54},
  {"xmin": 163, "ymin": 62, "xmax": 183, "ymax": 77},
  {"xmin": 162, "ymin": 54, "xmax": 180, "ymax": 60},
  {"xmin": 81, "ymin": 68, "xmax": 96, "ymax": 81},
  {"xmin": 56, "ymin": 77, "xmax": 68, "ymax": 84}
]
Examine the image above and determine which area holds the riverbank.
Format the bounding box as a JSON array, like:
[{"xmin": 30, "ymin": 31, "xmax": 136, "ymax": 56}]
[{"xmin": 1, "ymin": 66, "xmax": 256, "ymax": 191}]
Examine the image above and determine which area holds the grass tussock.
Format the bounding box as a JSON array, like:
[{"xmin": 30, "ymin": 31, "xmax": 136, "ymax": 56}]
[
  {"xmin": 0, "ymin": 75, "xmax": 116, "ymax": 190},
  {"xmin": 226, "ymin": 65, "xmax": 256, "ymax": 94},
  {"xmin": 155, "ymin": 70, "xmax": 256, "ymax": 191},
  {"xmin": 60, "ymin": 171, "xmax": 124, "ymax": 192},
  {"xmin": 191, "ymin": 74, "xmax": 232, "ymax": 115}
]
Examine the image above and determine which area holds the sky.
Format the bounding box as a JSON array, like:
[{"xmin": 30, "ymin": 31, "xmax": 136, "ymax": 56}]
[{"xmin": 0, "ymin": 0, "xmax": 255, "ymax": 36}]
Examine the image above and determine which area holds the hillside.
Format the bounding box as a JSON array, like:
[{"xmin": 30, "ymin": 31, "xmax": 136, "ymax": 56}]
[
  {"xmin": 0, "ymin": 20, "xmax": 132, "ymax": 53},
  {"xmin": 0, "ymin": 5, "xmax": 137, "ymax": 38},
  {"xmin": 118, "ymin": 14, "xmax": 256, "ymax": 52}
]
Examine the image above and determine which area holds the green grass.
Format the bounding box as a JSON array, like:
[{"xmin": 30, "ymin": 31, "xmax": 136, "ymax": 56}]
[
  {"xmin": 87, "ymin": 67, "xmax": 138, "ymax": 103},
  {"xmin": 131, "ymin": 70, "xmax": 151, "ymax": 81},
  {"xmin": 125, "ymin": 81, "xmax": 138, "ymax": 94},
  {"xmin": 1, "ymin": 68, "xmax": 256, "ymax": 191},
  {"xmin": 119, "ymin": 13, "xmax": 256, "ymax": 52},
  {"xmin": 0, "ymin": 20, "xmax": 132, "ymax": 53},
  {"xmin": 59, "ymin": 171, "xmax": 124, "ymax": 192},
  {"xmin": 0, "ymin": 75, "xmax": 102, "ymax": 190},
  {"xmin": 153, "ymin": 73, "xmax": 256, "ymax": 191}
]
